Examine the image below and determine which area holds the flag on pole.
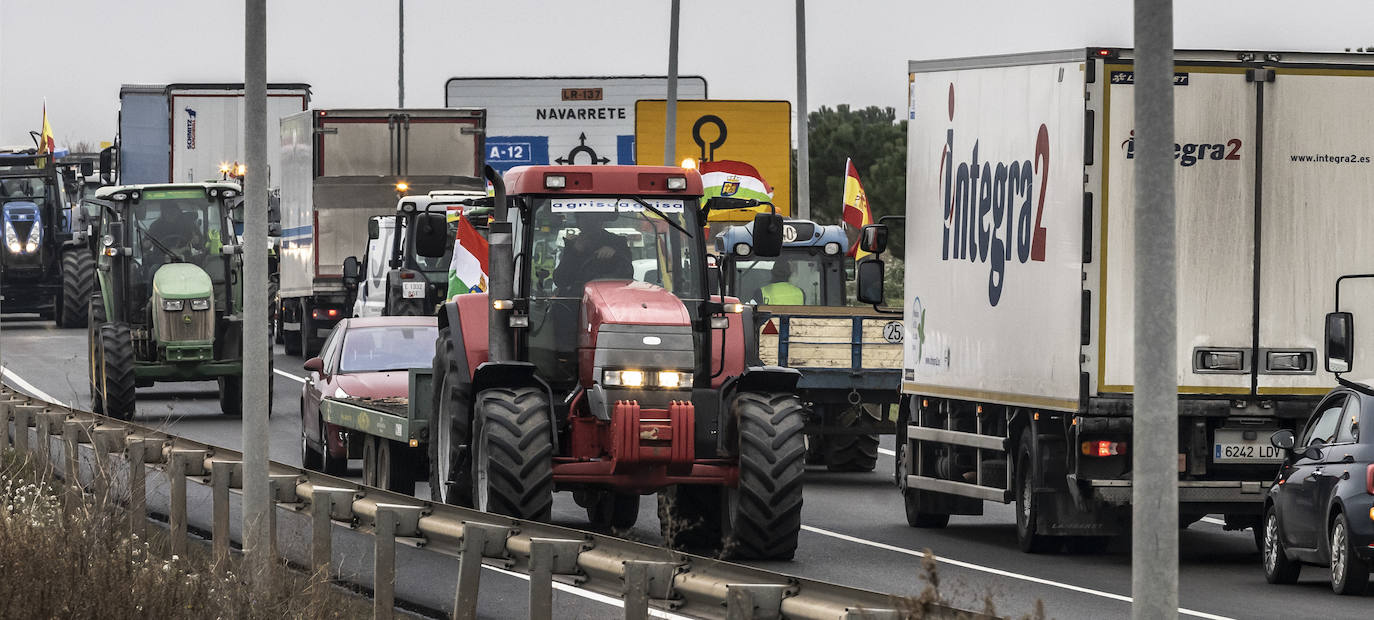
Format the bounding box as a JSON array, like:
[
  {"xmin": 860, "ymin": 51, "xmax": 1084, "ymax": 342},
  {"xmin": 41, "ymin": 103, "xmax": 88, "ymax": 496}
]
[
  {"xmin": 699, "ymin": 160, "xmax": 773, "ymax": 204},
  {"xmin": 842, "ymin": 158, "xmax": 874, "ymax": 259},
  {"xmin": 447, "ymin": 215, "xmax": 490, "ymax": 299},
  {"xmin": 38, "ymin": 102, "xmax": 56, "ymax": 155}
]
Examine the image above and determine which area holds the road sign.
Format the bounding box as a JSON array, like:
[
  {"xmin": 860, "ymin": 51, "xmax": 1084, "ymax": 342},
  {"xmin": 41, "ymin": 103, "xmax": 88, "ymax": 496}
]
[
  {"xmin": 444, "ymin": 77, "xmax": 708, "ymax": 173},
  {"xmin": 636, "ymin": 100, "xmax": 792, "ymax": 219}
]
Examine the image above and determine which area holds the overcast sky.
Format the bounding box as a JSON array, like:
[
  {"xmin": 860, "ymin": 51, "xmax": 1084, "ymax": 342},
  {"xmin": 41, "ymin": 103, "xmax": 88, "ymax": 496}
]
[{"xmin": 4, "ymin": 0, "xmax": 1374, "ymax": 146}]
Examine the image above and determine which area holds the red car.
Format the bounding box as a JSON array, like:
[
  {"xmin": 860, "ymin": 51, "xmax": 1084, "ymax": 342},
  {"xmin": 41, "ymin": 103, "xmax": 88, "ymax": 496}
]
[{"xmin": 300, "ymin": 316, "xmax": 438, "ymax": 477}]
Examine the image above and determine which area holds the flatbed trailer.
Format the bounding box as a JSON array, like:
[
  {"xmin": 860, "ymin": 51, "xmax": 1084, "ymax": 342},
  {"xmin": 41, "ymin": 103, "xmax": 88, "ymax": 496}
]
[{"xmin": 319, "ymin": 368, "xmax": 432, "ymax": 493}]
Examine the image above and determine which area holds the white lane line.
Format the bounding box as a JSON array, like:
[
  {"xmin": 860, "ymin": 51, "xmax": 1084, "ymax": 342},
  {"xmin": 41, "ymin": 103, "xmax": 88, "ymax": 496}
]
[
  {"xmin": 800, "ymin": 524, "xmax": 1233, "ymax": 620},
  {"xmin": 481, "ymin": 563, "xmax": 689, "ymax": 619},
  {"xmin": 274, "ymin": 368, "xmax": 306, "ymax": 384},
  {"xmin": 1, "ymin": 365, "xmax": 64, "ymax": 405},
  {"xmin": 1201, "ymin": 517, "xmax": 1226, "ymax": 526},
  {"xmin": 878, "ymin": 447, "xmax": 896, "ymax": 457}
]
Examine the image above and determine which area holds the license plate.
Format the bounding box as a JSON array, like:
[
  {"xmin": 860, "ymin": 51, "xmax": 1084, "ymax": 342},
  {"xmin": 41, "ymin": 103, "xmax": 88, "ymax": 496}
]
[
  {"xmin": 1213, "ymin": 429, "xmax": 1284, "ymax": 463},
  {"xmin": 402, "ymin": 282, "xmax": 425, "ymax": 298}
]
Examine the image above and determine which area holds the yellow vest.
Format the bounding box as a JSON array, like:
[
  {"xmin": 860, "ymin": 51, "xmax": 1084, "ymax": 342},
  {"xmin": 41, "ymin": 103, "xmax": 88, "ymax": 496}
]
[{"xmin": 761, "ymin": 282, "xmax": 804, "ymax": 305}]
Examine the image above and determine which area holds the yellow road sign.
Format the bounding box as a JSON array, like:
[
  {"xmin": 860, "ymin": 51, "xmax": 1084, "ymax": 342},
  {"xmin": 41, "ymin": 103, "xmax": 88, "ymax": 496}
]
[{"xmin": 636, "ymin": 100, "xmax": 791, "ymax": 221}]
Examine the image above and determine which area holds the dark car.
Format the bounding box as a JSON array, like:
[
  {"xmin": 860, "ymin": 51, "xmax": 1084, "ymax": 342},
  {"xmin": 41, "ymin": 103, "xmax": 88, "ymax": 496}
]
[
  {"xmin": 300, "ymin": 316, "xmax": 437, "ymax": 476},
  {"xmin": 1263, "ymin": 387, "xmax": 1374, "ymax": 594}
]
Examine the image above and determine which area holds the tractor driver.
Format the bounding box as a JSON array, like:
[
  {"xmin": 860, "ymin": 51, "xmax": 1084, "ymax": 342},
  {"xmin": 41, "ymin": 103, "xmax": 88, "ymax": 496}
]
[
  {"xmin": 758, "ymin": 260, "xmax": 805, "ymax": 305},
  {"xmin": 553, "ymin": 210, "xmax": 633, "ymax": 296},
  {"xmin": 144, "ymin": 202, "xmax": 207, "ymax": 264}
]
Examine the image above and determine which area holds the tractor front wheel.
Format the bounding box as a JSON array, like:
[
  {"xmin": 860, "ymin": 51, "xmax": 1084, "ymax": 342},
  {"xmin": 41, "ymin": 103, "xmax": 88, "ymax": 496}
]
[
  {"xmin": 88, "ymin": 294, "xmax": 107, "ymax": 413},
  {"xmin": 429, "ymin": 328, "xmax": 474, "ymax": 507},
  {"xmin": 822, "ymin": 404, "xmax": 881, "ymax": 472},
  {"xmin": 58, "ymin": 248, "xmax": 95, "ymax": 328},
  {"xmin": 473, "ymin": 387, "xmax": 553, "ymax": 521},
  {"xmin": 218, "ymin": 375, "xmax": 243, "ymax": 416},
  {"xmin": 722, "ymin": 391, "xmax": 806, "ymax": 560},
  {"xmin": 99, "ymin": 323, "xmax": 137, "ymax": 420}
]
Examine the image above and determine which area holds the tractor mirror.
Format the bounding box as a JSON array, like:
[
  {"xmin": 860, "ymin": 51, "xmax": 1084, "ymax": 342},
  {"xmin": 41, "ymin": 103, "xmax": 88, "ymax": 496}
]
[
  {"xmin": 860, "ymin": 224, "xmax": 889, "ymax": 254},
  {"xmin": 414, "ymin": 212, "xmax": 449, "ymax": 258},
  {"xmin": 708, "ymin": 264, "xmax": 723, "ymax": 299},
  {"xmin": 342, "ymin": 256, "xmax": 360, "ymax": 290},
  {"xmin": 267, "ymin": 222, "xmax": 282, "ymax": 236},
  {"xmin": 98, "ymin": 146, "xmax": 115, "ymax": 185},
  {"xmin": 1326, "ymin": 311, "xmax": 1353, "ymax": 373},
  {"xmin": 367, "ymin": 219, "xmax": 380, "ymax": 240},
  {"xmin": 751, "ymin": 212, "xmax": 784, "ymax": 257},
  {"xmin": 856, "ymin": 259, "xmax": 885, "ymax": 305},
  {"xmin": 80, "ymin": 161, "xmax": 94, "ymax": 177}
]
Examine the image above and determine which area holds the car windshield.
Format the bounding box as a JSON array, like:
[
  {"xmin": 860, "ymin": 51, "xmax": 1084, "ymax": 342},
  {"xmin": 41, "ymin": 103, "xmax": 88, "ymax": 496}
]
[
  {"xmin": 733, "ymin": 252, "xmax": 824, "ymax": 305},
  {"xmin": 528, "ymin": 197, "xmax": 703, "ymax": 300},
  {"xmin": 339, "ymin": 325, "xmax": 438, "ymax": 373},
  {"xmin": 131, "ymin": 189, "xmax": 227, "ymax": 269}
]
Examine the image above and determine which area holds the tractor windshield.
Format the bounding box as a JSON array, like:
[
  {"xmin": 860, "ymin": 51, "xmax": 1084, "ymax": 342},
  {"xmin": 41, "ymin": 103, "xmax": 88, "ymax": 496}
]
[
  {"xmin": 0, "ymin": 175, "xmax": 57, "ymax": 208},
  {"xmin": 131, "ymin": 189, "xmax": 227, "ymax": 277},
  {"xmin": 527, "ymin": 197, "xmax": 703, "ymax": 300},
  {"xmin": 732, "ymin": 251, "xmax": 827, "ymax": 305}
]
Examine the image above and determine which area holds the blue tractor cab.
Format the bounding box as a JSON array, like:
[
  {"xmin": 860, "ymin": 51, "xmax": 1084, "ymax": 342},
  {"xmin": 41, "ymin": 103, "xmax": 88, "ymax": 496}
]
[{"xmin": 714, "ymin": 219, "xmax": 850, "ymax": 306}]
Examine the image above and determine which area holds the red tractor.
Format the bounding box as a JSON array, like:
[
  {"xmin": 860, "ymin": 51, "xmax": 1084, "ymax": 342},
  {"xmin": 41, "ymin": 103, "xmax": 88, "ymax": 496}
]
[{"xmin": 424, "ymin": 164, "xmax": 805, "ymax": 559}]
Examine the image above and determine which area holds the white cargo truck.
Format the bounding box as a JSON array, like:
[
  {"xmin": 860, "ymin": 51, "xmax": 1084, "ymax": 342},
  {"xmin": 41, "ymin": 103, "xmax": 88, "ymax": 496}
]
[
  {"xmin": 115, "ymin": 83, "xmax": 310, "ymax": 185},
  {"xmin": 277, "ymin": 108, "xmax": 486, "ymax": 357},
  {"xmin": 857, "ymin": 48, "xmax": 1374, "ymax": 552}
]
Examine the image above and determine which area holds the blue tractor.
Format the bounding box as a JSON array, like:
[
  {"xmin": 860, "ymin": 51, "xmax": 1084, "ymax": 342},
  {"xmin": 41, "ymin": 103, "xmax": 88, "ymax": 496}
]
[{"xmin": 0, "ymin": 148, "xmax": 96, "ymax": 327}]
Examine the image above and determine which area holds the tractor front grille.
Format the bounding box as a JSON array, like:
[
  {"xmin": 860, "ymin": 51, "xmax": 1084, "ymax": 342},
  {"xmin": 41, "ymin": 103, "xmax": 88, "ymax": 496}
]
[{"xmin": 155, "ymin": 305, "xmax": 214, "ymax": 344}]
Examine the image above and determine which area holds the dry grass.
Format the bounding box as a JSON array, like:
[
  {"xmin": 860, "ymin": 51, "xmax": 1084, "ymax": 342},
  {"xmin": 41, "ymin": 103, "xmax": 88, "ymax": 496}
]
[{"xmin": 0, "ymin": 449, "xmax": 369, "ymax": 619}]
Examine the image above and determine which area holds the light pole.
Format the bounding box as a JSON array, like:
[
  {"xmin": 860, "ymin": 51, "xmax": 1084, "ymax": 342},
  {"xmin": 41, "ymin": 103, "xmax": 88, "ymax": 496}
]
[
  {"xmin": 795, "ymin": 0, "xmax": 810, "ymax": 220},
  {"xmin": 398, "ymin": 0, "xmax": 405, "ymax": 107},
  {"xmin": 664, "ymin": 0, "xmax": 681, "ymax": 166}
]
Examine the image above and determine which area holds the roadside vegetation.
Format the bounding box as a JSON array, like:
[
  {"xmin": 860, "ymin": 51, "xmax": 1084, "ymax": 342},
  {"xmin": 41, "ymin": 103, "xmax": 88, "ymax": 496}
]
[{"xmin": 0, "ymin": 449, "xmax": 367, "ymax": 619}]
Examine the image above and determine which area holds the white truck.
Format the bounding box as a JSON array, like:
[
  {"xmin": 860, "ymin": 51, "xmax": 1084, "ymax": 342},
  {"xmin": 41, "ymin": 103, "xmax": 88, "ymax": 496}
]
[
  {"xmin": 857, "ymin": 48, "xmax": 1374, "ymax": 552},
  {"xmin": 277, "ymin": 108, "xmax": 486, "ymax": 357},
  {"xmin": 114, "ymin": 83, "xmax": 310, "ymax": 185}
]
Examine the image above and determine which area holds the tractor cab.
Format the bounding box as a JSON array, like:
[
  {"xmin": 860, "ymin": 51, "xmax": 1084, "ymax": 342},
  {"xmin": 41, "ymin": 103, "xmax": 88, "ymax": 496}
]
[{"xmin": 715, "ymin": 219, "xmax": 852, "ymax": 306}]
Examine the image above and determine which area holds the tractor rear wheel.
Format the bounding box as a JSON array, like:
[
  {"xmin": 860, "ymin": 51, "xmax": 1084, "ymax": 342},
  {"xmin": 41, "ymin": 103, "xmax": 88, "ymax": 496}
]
[
  {"xmin": 722, "ymin": 391, "xmax": 806, "ymax": 560},
  {"xmin": 99, "ymin": 323, "xmax": 137, "ymax": 420},
  {"xmin": 473, "ymin": 387, "xmax": 553, "ymax": 521},
  {"xmin": 58, "ymin": 249, "xmax": 95, "ymax": 328},
  {"xmin": 658, "ymin": 485, "xmax": 723, "ymax": 554},
  {"xmin": 823, "ymin": 404, "xmax": 880, "ymax": 472},
  {"xmin": 218, "ymin": 375, "xmax": 243, "ymax": 416},
  {"xmin": 429, "ymin": 328, "xmax": 474, "ymax": 507},
  {"xmin": 88, "ymin": 294, "xmax": 107, "ymax": 414}
]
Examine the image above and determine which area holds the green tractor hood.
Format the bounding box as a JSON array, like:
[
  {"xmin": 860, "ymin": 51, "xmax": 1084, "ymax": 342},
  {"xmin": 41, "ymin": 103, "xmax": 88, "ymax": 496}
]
[{"xmin": 153, "ymin": 263, "xmax": 213, "ymax": 299}]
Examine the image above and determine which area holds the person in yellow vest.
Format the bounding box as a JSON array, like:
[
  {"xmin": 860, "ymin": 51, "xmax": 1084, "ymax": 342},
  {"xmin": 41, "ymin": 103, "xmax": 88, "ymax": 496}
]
[{"xmin": 759, "ymin": 261, "xmax": 805, "ymax": 305}]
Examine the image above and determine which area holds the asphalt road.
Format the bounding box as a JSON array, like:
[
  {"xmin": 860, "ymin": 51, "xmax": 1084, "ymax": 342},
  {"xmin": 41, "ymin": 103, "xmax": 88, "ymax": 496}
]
[{"xmin": 4, "ymin": 316, "xmax": 1371, "ymax": 619}]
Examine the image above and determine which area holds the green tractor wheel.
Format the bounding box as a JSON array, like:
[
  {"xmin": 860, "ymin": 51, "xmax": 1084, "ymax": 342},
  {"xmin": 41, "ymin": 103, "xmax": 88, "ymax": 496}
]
[
  {"xmin": 88, "ymin": 294, "xmax": 107, "ymax": 414},
  {"xmin": 58, "ymin": 249, "xmax": 95, "ymax": 328},
  {"xmin": 99, "ymin": 323, "xmax": 137, "ymax": 420},
  {"xmin": 218, "ymin": 375, "xmax": 242, "ymax": 416}
]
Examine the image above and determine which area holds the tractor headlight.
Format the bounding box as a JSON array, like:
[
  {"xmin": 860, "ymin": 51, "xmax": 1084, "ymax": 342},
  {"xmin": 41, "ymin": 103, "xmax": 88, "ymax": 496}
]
[
  {"xmin": 162, "ymin": 299, "xmax": 185, "ymax": 312},
  {"xmin": 603, "ymin": 369, "xmax": 690, "ymax": 388},
  {"xmin": 189, "ymin": 298, "xmax": 211, "ymax": 311},
  {"xmin": 603, "ymin": 369, "xmax": 645, "ymax": 388},
  {"xmin": 25, "ymin": 223, "xmax": 40, "ymax": 253},
  {"xmin": 4, "ymin": 223, "xmax": 19, "ymax": 253},
  {"xmin": 657, "ymin": 371, "xmax": 693, "ymax": 388},
  {"xmin": 824, "ymin": 242, "xmax": 842, "ymax": 255}
]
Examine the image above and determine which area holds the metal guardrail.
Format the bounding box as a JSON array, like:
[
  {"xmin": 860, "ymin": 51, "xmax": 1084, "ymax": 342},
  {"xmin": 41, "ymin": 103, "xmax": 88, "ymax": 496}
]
[{"xmin": 0, "ymin": 384, "xmax": 973, "ymax": 620}]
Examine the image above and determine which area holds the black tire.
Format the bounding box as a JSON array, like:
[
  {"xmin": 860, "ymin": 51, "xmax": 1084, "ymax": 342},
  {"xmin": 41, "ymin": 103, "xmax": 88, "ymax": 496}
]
[
  {"xmin": 299, "ymin": 300, "xmax": 316, "ymax": 358},
  {"xmin": 1331, "ymin": 512, "xmax": 1369, "ymax": 595},
  {"xmin": 658, "ymin": 485, "xmax": 723, "ymax": 554},
  {"xmin": 721, "ymin": 391, "xmax": 806, "ymax": 561},
  {"xmin": 1015, "ymin": 432, "xmax": 1054, "ymax": 553},
  {"xmin": 473, "ymin": 387, "xmax": 553, "ymax": 521},
  {"xmin": 429, "ymin": 327, "xmax": 474, "ymax": 507},
  {"xmin": 88, "ymin": 294, "xmax": 107, "ymax": 414},
  {"xmin": 99, "ymin": 323, "xmax": 137, "ymax": 420},
  {"xmin": 587, "ymin": 491, "xmax": 640, "ymax": 531},
  {"xmin": 320, "ymin": 417, "xmax": 348, "ymax": 477},
  {"xmin": 218, "ymin": 375, "xmax": 243, "ymax": 416},
  {"xmin": 282, "ymin": 301, "xmax": 302, "ymax": 357},
  {"xmin": 362, "ymin": 436, "xmax": 378, "ymax": 487},
  {"xmin": 1263, "ymin": 505, "xmax": 1301, "ymax": 584},
  {"xmin": 301, "ymin": 402, "xmax": 323, "ymax": 472},
  {"xmin": 377, "ymin": 438, "xmax": 416, "ymax": 495},
  {"xmin": 58, "ymin": 249, "xmax": 95, "ymax": 328},
  {"xmin": 897, "ymin": 420, "xmax": 950, "ymax": 528},
  {"xmin": 824, "ymin": 405, "xmax": 880, "ymax": 472}
]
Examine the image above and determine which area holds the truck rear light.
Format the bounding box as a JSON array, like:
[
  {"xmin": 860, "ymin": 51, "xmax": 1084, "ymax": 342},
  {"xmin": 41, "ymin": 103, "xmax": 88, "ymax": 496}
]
[
  {"xmin": 400, "ymin": 271, "xmax": 415, "ymax": 279},
  {"xmin": 1081, "ymin": 440, "xmax": 1126, "ymax": 457},
  {"xmin": 1266, "ymin": 350, "xmax": 1312, "ymax": 373},
  {"xmin": 311, "ymin": 308, "xmax": 340, "ymax": 320},
  {"xmin": 1194, "ymin": 349, "xmax": 1245, "ymax": 372}
]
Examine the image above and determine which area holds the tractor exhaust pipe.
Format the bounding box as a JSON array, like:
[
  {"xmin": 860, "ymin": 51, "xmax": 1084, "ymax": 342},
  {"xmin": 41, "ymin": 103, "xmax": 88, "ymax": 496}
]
[{"xmin": 485, "ymin": 165, "xmax": 512, "ymax": 363}]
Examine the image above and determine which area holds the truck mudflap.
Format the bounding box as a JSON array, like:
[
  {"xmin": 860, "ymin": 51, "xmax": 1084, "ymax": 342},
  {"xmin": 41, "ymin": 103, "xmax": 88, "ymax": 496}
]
[{"xmin": 1079, "ymin": 477, "xmax": 1272, "ymax": 506}]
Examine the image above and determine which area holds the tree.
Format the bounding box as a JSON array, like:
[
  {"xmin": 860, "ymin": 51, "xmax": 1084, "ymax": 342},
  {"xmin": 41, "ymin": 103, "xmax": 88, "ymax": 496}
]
[{"xmin": 802, "ymin": 105, "xmax": 907, "ymax": 258}]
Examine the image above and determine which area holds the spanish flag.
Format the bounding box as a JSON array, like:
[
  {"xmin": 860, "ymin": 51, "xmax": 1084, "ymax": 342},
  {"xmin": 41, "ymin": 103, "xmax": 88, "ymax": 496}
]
[
  {"xmin": 38, "ymin": 103, "xmax": 56, "ymax": 155},
  {"xmin": 842, "ymin": 158, "xmax": 873, "ymax": 259}
]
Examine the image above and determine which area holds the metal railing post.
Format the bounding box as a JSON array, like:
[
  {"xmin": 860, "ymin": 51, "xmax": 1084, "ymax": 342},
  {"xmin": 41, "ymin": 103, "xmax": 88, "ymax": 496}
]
[
  {"xmin": 62, "ymin": 420, "xmax": 82, "ymax": 510},
  {"xmin": 169, "ymin": 451, "xmax": 189, "ymax": 557},
  {"xmin": 725, "ymin": 584, "xmax": 789, "ymax": 620},
  {"xmin": 211, "ymin": 460, "xmax": 241, "ymax": 571},
  {"xmin": 11, "ymin": 404, "xmax": 37, "ymax": 455},
  {"xmin": 527, "ymin": 538, "xmax": 585, "ymax": 620},
  {"xmin": 310, "ymin": 486, "xmax": 354, "ymax": 577},
  {"xmin": 34, "ymin": 410, "xmax": 64, "ymax": 480},
  {"xmin": 621, "ymin": 561, "xmax": 676, "ymax": 620},
  {"xmin": 453, "ymin": 522, "xmax": 509, "ymax": 620},
  {"xmin": 127, "ymin": 438, "xmax": 149, "ymax": 540},
  {"xmin": 374, "ymin": 508, "xmax": 398, "ymax": 620},
  {"xmin": 91, "ymin": 428, "xmax": 127, "ymax": 508}
]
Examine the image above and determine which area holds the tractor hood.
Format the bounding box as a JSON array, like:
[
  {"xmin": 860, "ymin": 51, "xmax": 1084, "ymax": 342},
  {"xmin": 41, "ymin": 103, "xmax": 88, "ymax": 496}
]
[
  {"xmin": 580, "ymin": 280, "xmax": 690, "ymax": 330},
  {"xmin": 2, "ymin": 201, "xmax": 42, "ymax": 261},
  {"xmin": 578, "ymin": 281, "xmax": 696, "ymax": 399},
  {"xmin": 153, "ymin": 263, "xmax": 213, "ymax": 300}
]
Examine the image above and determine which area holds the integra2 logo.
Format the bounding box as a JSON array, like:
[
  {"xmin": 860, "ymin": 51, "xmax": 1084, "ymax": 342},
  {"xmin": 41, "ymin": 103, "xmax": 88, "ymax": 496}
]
[
  {"xmin": 938, "ymin": 84, "xmax": 1048, "ymax": 307},
  {"xmin": 1121, "ymin": 130, "xmax": 1241, "ymax": 167}
]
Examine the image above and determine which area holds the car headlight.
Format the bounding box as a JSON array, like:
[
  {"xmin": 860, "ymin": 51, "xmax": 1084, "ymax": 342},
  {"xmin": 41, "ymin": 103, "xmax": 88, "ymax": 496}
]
[
  {"xmin": 189, "ymin": 298, "xmax": 211, "ymax": 311},
  {"xmin": 162, "ymin": 299, "xmax": 185, "ymax": 312}
]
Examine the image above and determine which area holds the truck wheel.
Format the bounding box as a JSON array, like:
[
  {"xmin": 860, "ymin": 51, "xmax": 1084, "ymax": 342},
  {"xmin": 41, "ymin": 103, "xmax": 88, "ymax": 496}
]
[
  {"xmin": 658, "ymin": 485, "xmax": 723, "ymax": 554},
  {"xmin": 896, "ymin": 420, "xmax": 951, "ymax": 527},
  {"xmin": 824, "ymin": 405, "xmax": 880, "ymax": 472},
  {"xmin": 722, "ymin": 391, "xmax": 805, "ymax": 560},
  {"xmin": 377, "ymin": 438, "xmax": 416, "ymax": 495},
  {"xmin": 99, "ymin": 323, "xmax": 137, "ymax": 420},
  {"xmin": 58, "ymin": 249, "xmax": 95, "ymax": 328},
  {"xmin": 1015, "ymin": 432, "xmax": 1054, "ymax": 553},
  {"xmin": 430, "ymin": 329, "xmax": 474, "ymax": 507},
  {"xmin": 88, "ymin": 294, "xmax": 107, "ymax": 414},
  {"xmin": 586, "ymin": 491, "xmax": 640, "ymax": 531},
  {"xmin": 218, "ymin": 375, "xmax": 243, "ymax": 416},
  {"xmin": 473, "ymin": 387, "xmax": 553, "ymax": 521},
  {"xmin": 282, "ymin": 302, "xmax": 302, "ymax": 356},
  {"xmin": 299, "ymin": 301, "xmax": 317, "ymax": 358}
]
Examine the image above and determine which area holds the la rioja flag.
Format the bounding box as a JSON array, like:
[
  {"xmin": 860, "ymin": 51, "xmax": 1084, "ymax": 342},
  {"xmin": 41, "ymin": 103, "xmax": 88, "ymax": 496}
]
[
  {"xmin": 447, "ymin": 216, "xmax": 490, "ymax": 299},
  {"xmin": 842, "ymin": 158, "xmax": 874, "ymax": 259}
]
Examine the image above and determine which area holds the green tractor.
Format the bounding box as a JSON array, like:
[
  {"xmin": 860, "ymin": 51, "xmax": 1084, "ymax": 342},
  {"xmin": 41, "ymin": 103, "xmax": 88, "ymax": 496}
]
[{"xmin": 87, "ymin": 183, "xmax": 262, "ymax": 418}]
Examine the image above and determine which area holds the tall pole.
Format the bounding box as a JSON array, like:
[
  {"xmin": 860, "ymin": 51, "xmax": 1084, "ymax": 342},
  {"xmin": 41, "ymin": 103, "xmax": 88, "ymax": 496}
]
[
  {"xmin": 398, "ymin": 0, "xmax": 405, "ymax": 107},
  {"xmin": 664, "ymin": 0, "xmax": 680, "ymax": 166},
  {"xmin": 243, "ymin": 0, "xmax": 272, "ymax": 580},
  {"xmin": 1132, "ymin": 1, "xmax": 1178, "ymax": 617},
  {"xmin": 794, "ymin": 0, "xmax": 810, "ymax": 220}
]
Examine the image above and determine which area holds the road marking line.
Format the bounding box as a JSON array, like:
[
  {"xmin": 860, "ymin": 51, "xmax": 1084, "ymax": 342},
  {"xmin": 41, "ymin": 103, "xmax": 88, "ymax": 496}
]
[
  {"xmin": 274, "ymin": 369, "xmax": 306, "ymax": 384},
  {"xmin": 799, "ymin": 524, "xmax": 1233, "ymax": 620},
  {"xmin": 481, "ymin": 563, "xmax": 688, "ymax": 618},
  {"xmin": 878, "ymin": 447, "xmax": 896, "ymax": 456},
  {"xmin": 1, "ymin": 365, "xmax": 64, "ymax": 405},
  {"xmin": 1201, "ymin": 517, "xmax": 1226, "ymax": 526}
]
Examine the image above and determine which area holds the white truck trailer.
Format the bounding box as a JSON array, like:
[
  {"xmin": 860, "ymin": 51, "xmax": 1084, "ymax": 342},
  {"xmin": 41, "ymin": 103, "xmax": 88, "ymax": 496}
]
[
  {"xmin": 277, "ymin": 108, "xmax": 486, "ymax": 357},
  {"xmin": 860, "ymin": 48, "xmax": 1374, "ymax": 552},
  {"xmin": 115, "ymin": 83, "xmax": 310, "ymax": 185}
]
